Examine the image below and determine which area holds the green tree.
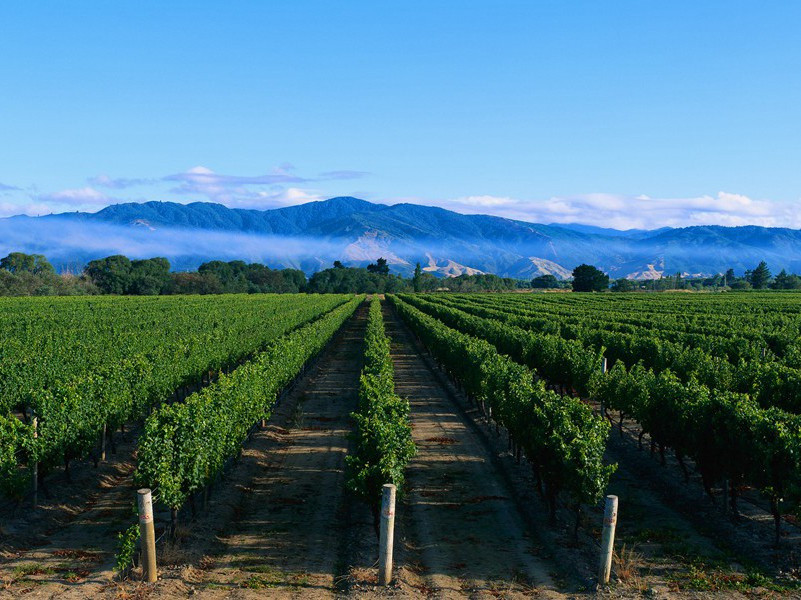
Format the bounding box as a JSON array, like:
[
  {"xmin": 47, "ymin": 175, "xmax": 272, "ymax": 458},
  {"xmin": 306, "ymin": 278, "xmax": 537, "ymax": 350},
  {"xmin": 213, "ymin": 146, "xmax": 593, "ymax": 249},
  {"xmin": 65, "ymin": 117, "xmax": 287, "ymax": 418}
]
[
  {"xmin": 85, "ymin": 255, "xmax": 132, "ymax": 294},
  {"xmin": 333, "ymin": 260, "xmax": 345, "ymax": 269},
  {"xmin": 531, "ymin": 274, "xmax": 559, "ymax": 289},
  {"xmin": 571, "ymin": 264, "xmax": 609, "ymax": 292},
  {"xmin": 413, "ymin": 262, "xmax": 423, "ymax": 292},
  {"xmin": 771, "ymin": 269, "xmax": 801, "ymax": 290},
  {"xmin": 366, "ymin": 257, "xmax": 390, "ymax": 275},
  {"xmin": 611, "ymin": 277, "xmax": 636, "ymax": 292},
  {"xmin": 749, "ymin": 261, "xmax": 771, "ymax": 289},
  {"xmin": 128, "ymin": 257, "xmax": 170, "ymax": 295},
  {"xmin": 722, "ymin": 268, "xmax": 737, "ymax": 287},
  {"xmin": 0, "ymin": 252, "xmax": 55, "ymax": 275}
]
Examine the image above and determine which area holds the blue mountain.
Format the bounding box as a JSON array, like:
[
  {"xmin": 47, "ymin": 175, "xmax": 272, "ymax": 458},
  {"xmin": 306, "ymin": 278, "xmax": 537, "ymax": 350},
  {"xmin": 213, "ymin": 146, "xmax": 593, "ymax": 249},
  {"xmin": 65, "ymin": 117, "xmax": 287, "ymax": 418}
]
[{"xmin": 2, "ymin": 197, "xmax": 801, "ymax": 279}]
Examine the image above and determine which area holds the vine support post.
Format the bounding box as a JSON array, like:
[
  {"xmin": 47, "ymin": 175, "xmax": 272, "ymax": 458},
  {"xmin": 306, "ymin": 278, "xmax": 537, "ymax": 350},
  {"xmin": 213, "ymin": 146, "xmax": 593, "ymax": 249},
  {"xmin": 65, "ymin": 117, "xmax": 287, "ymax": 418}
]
[
  {"xmin": 101, "ymin": 423, "xmax": 107, "ymax": 462},
  {"xmin": 32, "ymin": 416, "xmax": 38, "ymax": 507},
  {"xmin": 378, "ymin": 484, "xmax": 396, "ymax": 586},
  {"xmin": 598, "ymin": 495, "xmax": 618, "ymax": 585},
  {"xmin": 137, "ymin": 488, "xmax": 158, "ymax": 583}
]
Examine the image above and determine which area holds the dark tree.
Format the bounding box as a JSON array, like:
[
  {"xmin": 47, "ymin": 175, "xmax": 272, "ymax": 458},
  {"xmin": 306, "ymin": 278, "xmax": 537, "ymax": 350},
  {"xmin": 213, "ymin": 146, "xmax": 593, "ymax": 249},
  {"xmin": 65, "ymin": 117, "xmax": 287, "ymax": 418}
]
[
  {"xmin": 531, "ymin": 274, "xmax": 559, "ymax": 289},
  {"xmin": 366, "ymin": 257, "xmax": 390, "ymax": 275},
  {"xmin": 724, "ymin": 268, "xmax": 736, "ymax": 286},
  {"xmin": 85, "ymin": 255, "xmax": 133, "ymax": 294},
  {"xmin": 333, "ymin": 260, "xmax": 345, "ymax": 269},
  {"xmin": 571, "ymin": 264, "xmax": 609, "ymax": 292},
  {"xmin": 611, "ymin": 277, "xmax": 636, "ymax": 292},
  {"xmin": 0, "ymin": 252, "xmax": 55, "ymax": 275},
  {"xmin": 413, "ymin": 262, "xmax": 423, "ymax": 292},
  {"xmin": 749, "ymin": 261, "xmax": 771, "ymax": 289},
  {"xmin": 128, "ymin": 257, "xmax": 171, "ymax": 295}
]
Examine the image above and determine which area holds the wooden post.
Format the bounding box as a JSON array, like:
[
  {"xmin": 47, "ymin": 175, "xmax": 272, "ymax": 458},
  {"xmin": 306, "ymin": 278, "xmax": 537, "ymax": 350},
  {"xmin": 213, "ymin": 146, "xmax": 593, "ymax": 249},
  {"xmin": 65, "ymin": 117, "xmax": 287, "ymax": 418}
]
[
  {"xmin": 599, "ymin": 495, "xmax": 618, "ymax": 585},
  {"xmin": 32, "ymin": 416, "xmax": 38, "ymax": 507},
  {"xmin": 101, "ymin": 423, "xmax": 107, "ymax": 462},
  {"xmin": 378, "ymin": 484, "xmax": 396, "ymax": 586},
  {"xmin": 137, "ymin": 488, "xmax": 158, "ymax": 583}
]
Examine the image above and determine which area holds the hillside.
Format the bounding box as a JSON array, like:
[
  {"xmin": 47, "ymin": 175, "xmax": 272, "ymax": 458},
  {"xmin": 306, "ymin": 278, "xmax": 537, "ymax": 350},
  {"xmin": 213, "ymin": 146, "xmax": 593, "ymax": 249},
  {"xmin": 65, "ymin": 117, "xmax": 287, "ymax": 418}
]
[{"xmin": 2, "ymin": 197, "xmax": 801, "ymax": 278}]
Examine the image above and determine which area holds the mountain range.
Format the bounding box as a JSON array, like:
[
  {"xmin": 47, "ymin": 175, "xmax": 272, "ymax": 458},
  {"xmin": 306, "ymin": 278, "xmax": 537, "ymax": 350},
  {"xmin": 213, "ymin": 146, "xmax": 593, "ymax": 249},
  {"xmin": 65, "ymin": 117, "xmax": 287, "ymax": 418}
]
[{"xmin": 2, "ymin": 197, "xmax": 800, "ymax": 280}]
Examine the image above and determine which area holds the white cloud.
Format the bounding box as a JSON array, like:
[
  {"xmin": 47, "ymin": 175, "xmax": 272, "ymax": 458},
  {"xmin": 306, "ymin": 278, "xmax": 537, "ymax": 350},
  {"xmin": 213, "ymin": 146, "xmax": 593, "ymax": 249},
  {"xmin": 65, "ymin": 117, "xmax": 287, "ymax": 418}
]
[
  {"xmin": 41, "ymin": 186, "xmax": 111, "ymax": 205},
  {"xmin": 225, "ymin": 187, "xmax": 325, "ymax": 210},
  {"xmin": 89, "ymin": 174, "xmax": 152, "ymax": 189},
  {"xmin": 425, "ymin": 192, "xmax": 801, "ymax": 230}
]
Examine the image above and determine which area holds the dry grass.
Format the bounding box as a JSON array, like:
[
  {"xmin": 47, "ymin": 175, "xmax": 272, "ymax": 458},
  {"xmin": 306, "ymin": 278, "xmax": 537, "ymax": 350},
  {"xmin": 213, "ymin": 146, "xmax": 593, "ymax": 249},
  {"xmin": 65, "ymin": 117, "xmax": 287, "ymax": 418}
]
[{"xmin": 614, "ymin": 543, "xmax": 647, "ymax": 592}]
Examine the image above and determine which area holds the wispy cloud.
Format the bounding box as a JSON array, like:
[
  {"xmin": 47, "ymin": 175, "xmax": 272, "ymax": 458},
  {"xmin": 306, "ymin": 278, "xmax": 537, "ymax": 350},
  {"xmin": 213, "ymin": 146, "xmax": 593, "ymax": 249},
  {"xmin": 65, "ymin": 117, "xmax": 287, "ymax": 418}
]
[
  {"xmin": 427, "ymin": 192, "xmax": 801, "ymax": 230},
  {"xmin": 165, "ymin": 165, "xmax": 309, "ymax": 188},
  {"xmin": 223, "ymin": 187, "xmax": 325, "ymax": 210},
  {"xmin": 89, "ymin": 175, "xmax": 154, "ymax": 189},
  {"xmin": 162, "ymin": 165, "xmax": 365, "ymax": 208},
  {"xmin": 38, "ymin": 186, "xmax": 113, "ymax": 206},
  {"xmin": 0, "ymin": 182, "xmax": 20, "ymax": 192}
]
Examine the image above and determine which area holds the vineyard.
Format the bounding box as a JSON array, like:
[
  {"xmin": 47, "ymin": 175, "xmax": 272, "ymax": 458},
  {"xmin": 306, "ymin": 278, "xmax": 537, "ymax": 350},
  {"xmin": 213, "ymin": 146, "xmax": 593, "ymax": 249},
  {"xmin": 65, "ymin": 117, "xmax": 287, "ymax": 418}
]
[{"xmin": 2, "ymin": 292, "xmax": 801, "ymax": 598}]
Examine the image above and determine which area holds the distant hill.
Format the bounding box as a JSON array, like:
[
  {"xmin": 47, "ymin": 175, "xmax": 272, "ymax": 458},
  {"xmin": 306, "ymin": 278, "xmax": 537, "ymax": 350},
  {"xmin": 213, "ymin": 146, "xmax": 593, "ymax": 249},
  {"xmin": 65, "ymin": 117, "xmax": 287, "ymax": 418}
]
[{"xmin": 2, "ymin": 197, "xmax": 801, "ymax": 279}]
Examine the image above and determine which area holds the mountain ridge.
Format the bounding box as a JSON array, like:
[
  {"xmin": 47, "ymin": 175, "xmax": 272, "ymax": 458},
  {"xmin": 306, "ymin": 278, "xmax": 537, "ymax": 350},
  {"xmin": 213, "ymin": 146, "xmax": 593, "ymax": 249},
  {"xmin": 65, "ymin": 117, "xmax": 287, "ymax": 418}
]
[{"xmin": 2, "ymin": 197, "xmax": 801, "ymax": 279}]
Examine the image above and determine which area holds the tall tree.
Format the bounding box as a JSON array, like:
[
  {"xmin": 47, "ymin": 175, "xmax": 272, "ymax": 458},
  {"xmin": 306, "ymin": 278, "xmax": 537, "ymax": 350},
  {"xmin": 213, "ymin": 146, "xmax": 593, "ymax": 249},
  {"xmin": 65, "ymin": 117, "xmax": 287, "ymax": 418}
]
[
  {"xmin": 749, "ymin": 261, "xmax": 771, "ymax": 289},
  {"xmin": 571, "ymin": 264, "xmax": 609, "ymax": 292},
  {"xmin": 413, "ymin": 262, "xmax": 423, "ymax": 292}
]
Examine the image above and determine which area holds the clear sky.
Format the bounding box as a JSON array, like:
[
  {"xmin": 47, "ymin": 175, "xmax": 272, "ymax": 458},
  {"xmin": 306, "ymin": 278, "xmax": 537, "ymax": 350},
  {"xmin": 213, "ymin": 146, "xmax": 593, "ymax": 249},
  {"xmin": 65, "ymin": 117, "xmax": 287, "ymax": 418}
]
[{"xmin": 1, "ymin": 1, "xmax": 800, "ymax": 229}]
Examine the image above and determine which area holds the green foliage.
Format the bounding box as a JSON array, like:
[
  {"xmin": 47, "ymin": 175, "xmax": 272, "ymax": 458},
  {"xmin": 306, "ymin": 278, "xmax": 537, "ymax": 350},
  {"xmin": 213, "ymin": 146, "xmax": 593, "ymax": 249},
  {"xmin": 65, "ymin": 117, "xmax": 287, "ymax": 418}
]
[
  {"xmin": 85, "ymin": 255, "xmax": 134, "ymax": 294},
  {"xmin": 571, "ymin": 263, "xmax": 609, "ymax": 292},
  {"xmin": 366, "ymin": 257, "xmax": 390, "ymax": 275},
  {"xmin": 531, "ymin": 274, "xmax": 560, "ymax": 289},
  {"xmin": 413, "ymin": 291, "xmax": 801, "ymax": 535},
  {"xmin": 114, "ymin": 524, "xmax": 140, "ymax": 576},
  {"xmin": 306, "ymin": 265, "xmax": 410, "ymax": 294},
  {"xmin": 747, "ymin": 260, "xmax": 771, "ymax": 289},
  {"xmin": 135, "ymin": 296, "xmax": 362, "ymax": 509},
  {"xmin": 0, "ymin": 416, "xmax": 34, "ymax": 499},
  {"xmin": 0, "ymin": 252, "xmax": 55, "ymax": 275},
  {"xmin": 387, "ymin": 294, "xmax": 614, "ymax": 512},
  {"xmin": 610, "ymin": 277, "xmax": 636, "ymax": 292},
  {"xmin": 0, "ymin": 294, "xmax": 350, "ymax": 497},
  {"xmin": 346, "ymin": 299, "xmax": 415, "ymax": 515}
]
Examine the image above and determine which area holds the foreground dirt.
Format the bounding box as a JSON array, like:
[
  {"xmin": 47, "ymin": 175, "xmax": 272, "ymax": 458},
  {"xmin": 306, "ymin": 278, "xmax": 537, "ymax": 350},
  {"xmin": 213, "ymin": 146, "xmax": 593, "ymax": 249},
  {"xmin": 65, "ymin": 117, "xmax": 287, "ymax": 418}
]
[{"xmin": 378, "ymin": 304, "xmax": 564, "ymax": 599}]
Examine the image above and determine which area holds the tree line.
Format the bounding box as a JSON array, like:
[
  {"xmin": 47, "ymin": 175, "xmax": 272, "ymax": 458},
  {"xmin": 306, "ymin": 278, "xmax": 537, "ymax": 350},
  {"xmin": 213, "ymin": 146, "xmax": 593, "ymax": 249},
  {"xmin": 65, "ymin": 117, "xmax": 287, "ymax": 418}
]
[
  {"xmin": 0, "ymin": 252, "xmax": 527, "ymax": 296},
  {"xmin": 3, "ymin": 251, "xmax": 797, "ymax": 296},
  {"xmin": 537, "ymin": 260, "xmax": 801, "ymax": 292}
]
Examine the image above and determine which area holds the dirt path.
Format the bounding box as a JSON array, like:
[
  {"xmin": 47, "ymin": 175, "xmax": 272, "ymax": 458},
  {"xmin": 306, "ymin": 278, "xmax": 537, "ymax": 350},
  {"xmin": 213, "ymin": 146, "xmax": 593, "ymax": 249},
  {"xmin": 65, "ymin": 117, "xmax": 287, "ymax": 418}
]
[
  {"xmin": 0, "ymin": 429, "xmax": 140, "ymax": 598},
  {"xmin": 381, "ymin": 305, "xmax": 563, "ymax": 600},
  {"xmin": 148, "ymin": 301, "xmax": 370, "ymax": 600},
  {"xmin": 0, "ymin": 304, "xmax": 368, "ymax": 599}
]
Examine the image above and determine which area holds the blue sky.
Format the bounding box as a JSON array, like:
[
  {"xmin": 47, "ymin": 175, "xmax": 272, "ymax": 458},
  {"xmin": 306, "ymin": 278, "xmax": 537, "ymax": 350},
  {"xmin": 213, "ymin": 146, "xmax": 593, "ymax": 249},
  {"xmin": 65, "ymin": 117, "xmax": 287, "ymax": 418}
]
[{"xmin": 1, "ymin": 1, "xmax": 800, "ymax": 229}]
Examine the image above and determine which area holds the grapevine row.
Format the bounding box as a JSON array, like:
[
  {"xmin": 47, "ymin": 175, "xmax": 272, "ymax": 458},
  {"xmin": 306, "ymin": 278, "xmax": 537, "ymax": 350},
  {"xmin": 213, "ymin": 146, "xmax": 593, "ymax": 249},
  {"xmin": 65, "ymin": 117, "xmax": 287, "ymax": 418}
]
[
  {"xmin": 0, "ymin": 294, "xmax": 351, "ymax": 498},
  {"xmin": 134, "ymin": 295, "xmax": 363, "ymax": 512},
  {"xmin": 400, "ymin": 293, "xmax": 801, "ymax": 542},
  {"xmin": 345, "ymin": 298, "xmax": 415, "ymax": 533},
  {"xmin": 387, "ymin": 294, "xmax": 614, "ymax": 523}
]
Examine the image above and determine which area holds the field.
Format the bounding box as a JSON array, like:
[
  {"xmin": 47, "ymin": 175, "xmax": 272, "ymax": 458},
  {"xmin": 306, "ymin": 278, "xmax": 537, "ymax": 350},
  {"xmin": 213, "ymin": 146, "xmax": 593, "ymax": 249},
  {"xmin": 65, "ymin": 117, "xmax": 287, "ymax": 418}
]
[{"xmin": 2, "ymin": 292, "xmax": 801, "ymax": 599}]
